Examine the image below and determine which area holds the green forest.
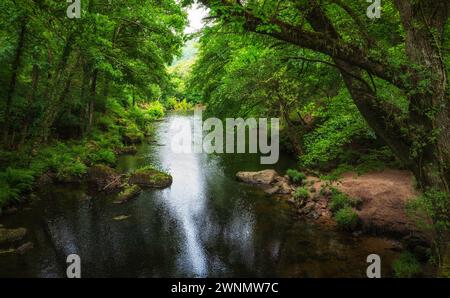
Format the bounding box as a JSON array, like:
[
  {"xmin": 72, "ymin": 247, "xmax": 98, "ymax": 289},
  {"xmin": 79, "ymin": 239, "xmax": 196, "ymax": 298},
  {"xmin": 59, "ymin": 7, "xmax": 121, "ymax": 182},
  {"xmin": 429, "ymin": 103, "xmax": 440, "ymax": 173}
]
[{"xmin": 0, "ymin": 0, "xmax": 449, "ymax": 278}]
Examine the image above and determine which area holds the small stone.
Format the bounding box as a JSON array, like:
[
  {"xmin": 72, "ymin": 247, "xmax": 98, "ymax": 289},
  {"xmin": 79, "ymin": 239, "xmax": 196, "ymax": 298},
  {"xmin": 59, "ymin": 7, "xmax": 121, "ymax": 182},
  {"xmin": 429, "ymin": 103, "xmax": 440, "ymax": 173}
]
[
  {"xmin": 15, "ymin": 242, "xmax": 34, "ymax": 255},
  {"xmin": 352, "ymin": 231, "xmax": 363, "ymax": 237},
  {"xmin": 113, "ymin": 215, "xmax": 130, "ymax": 221}
]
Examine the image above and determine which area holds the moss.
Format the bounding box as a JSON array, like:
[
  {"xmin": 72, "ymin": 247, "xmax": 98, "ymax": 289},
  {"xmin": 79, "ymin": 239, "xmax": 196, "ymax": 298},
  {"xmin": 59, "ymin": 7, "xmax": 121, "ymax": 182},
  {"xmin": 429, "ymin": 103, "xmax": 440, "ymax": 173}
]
[
  {"xmin": 0, "ymin": 227, "xmax": 27, "ymax": 245},
  {"xmin": 114, "ymin": 184, "xmax": 142, "ymax": 204},
  {"xmin": 129, "ymin": 166, "xmax": 172, "ymax": 189}
]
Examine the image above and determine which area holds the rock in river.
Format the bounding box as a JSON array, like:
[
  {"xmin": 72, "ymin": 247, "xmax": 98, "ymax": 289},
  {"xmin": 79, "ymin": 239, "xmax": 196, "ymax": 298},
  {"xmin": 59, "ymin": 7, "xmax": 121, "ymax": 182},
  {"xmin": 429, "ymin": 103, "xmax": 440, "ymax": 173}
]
[
  {"xmin": 128, "ymin": 167, "xmax": 173, "ymax": 189},
  {"xmin": 236, "ymin": 170, "xmax": 279, "ymax": 185},
  {"xmin": 15, "ymin": 242, "xmax": 34, "ymax": 255},
  {"xmin": 0, "ymin": 227, "xmax": 27, "ymax": 245}
]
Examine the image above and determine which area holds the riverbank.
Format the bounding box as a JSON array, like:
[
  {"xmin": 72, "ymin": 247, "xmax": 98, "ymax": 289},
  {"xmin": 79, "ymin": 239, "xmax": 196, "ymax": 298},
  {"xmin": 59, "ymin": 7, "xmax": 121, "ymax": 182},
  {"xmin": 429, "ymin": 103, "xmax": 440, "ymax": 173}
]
[
  {"xmin": 0, "ymin": 101, "xmax": 167, "ymax": 214},
  {"xmin": 237, "ymin": 168, "xmax": 424, "ymax": 237},
  {"xmin": 236, "ymin": 168, "xmax": 433, "ymax": 276}
]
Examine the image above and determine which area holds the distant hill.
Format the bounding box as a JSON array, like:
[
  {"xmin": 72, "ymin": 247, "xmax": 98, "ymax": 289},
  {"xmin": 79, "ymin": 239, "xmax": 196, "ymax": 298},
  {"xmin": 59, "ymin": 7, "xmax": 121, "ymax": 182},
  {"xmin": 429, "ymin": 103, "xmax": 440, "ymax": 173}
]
[{"xmin": 172, "ymin": 39, "xmax": 199, "ymax": 66}]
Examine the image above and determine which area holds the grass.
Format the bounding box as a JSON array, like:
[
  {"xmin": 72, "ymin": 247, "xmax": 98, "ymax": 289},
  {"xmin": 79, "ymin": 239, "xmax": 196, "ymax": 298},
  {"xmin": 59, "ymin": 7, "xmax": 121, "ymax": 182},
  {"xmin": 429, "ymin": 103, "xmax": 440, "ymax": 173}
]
[
  {"xmin": 392, "ymin": 252, "xmax": 421, "ymax": 278},
  {"xmin": 293, "ymin": 187, "xmax": 309, "ymax": 201}
]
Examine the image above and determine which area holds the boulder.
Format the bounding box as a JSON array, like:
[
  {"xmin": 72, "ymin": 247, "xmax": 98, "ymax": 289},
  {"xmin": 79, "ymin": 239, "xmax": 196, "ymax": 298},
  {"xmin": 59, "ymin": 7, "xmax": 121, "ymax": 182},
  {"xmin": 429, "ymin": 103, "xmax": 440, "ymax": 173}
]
[
  {"xmin": 273, "ymin": 176, "xmax": 295, "ymax": 194},
  {"xmin": 236, "ymin": 170, "xmax": 279, "ymax": 185},
  {"xmin": 36, "ymin": 172, "xmax": 55, "ymax": 188},
  {"xmin": 129, "ymin": 167, "xmax": 172, "ymax": 189},
  {"xmin": 87, "ymin": 164, "xmax": 120, "ymax": 191},
  {"xmin": 0, "ymin": 227, "xmax": 27, "ymax": 245}
]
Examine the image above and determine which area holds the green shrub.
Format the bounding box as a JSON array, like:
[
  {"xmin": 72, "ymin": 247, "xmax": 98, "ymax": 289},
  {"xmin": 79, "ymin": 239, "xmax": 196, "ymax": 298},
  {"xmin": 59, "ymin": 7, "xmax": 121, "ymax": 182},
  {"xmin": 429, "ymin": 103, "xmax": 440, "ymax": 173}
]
[
  {"xmin": 293, "ymin": 187, "xmax": 309, "ymax": 200},
  {"xmin": 168, "ymin": 98, "xmax": 193, "ymax": 111},
  {"xmin": 146, "ymin": 101, "xmax": 165, "ymax": 119},
  {"xmin": 0, "ymin": 184, "xmax": 20, "ymax": 207},
  {"xmin": 335, "ymin": 207, "xmax": 359, "ymax": 230},
  {"xmin": 89, "ymin": 149, "xmax": 117, "ymax": 165},
  {"xmin": 300, "ymin": 90, "xmax": 375, "ymax": 169},
  {"xmin": 393, "ymin": 252, "xmax": 421, "ymax": 278},
  {"xmin": 286, "ymin": 169, "xmax": 307, "ymax": 185},
  {"xmin": 167, "ymin": 97, "xmax": 178, "ymax": 109},
  {"xmin": 330, "ymin": 192, "xmax": 351, "ymax": 212},
  {"xmin": 0, "ymin": 168, "xmax": 35, "ymax": 208},
  {"xmin": 55, "ymin": 159, "xmax": 88, "ymax": 181}
]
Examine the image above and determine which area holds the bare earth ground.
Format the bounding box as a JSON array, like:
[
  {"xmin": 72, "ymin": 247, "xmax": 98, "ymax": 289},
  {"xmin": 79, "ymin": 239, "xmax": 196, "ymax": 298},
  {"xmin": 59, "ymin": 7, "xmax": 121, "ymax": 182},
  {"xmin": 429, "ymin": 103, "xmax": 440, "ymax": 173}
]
[{"xmin": 329, "ymin": 169, "xmax": 422, "ymax": 237}]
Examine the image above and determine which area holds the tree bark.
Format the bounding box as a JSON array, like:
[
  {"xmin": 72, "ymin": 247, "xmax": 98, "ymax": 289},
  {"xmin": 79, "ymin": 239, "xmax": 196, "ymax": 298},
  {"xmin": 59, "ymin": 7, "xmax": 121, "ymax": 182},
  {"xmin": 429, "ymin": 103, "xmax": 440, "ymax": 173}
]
[
  {"xmin": 395, "ymin": 0, "xmax": 450, "ymax": 272},
  {"xmin": 87, "ymin": 69, "xmax": 98, "ymax": 135}
]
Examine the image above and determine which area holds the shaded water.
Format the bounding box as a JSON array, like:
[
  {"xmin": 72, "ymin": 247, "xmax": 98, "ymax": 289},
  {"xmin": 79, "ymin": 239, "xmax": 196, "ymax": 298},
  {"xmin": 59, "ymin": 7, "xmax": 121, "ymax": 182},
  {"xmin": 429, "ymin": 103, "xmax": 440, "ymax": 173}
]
[{"xmin": 0, "ymin": 113, "xmax": 401, "ymax": 277}]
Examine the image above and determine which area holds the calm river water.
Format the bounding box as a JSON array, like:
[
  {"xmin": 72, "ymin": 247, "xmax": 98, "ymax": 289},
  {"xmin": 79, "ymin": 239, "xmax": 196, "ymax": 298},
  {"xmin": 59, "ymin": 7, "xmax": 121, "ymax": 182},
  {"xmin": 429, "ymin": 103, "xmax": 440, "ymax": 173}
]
[{"xmin": 0, "ymin": 113, "xmax": 401, "ymax": 277}]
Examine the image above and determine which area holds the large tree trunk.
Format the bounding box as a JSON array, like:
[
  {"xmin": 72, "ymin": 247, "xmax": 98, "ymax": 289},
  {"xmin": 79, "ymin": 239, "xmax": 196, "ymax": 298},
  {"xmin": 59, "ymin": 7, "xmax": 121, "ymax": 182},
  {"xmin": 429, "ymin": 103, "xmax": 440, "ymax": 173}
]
[
  {"xmin": 33, "ymin": 33, "xmax": 76, "ymax": 146},
  {"xmin": 3, "ymin": 18, "xmax": 27, "ymax": 147},
  {"xmin": 81, "ymin": 62, "xmax": 91, "ymax": 135},
  {"xmin": 395, "ymin": 0, "xmax": 450, "ymax": 273}
]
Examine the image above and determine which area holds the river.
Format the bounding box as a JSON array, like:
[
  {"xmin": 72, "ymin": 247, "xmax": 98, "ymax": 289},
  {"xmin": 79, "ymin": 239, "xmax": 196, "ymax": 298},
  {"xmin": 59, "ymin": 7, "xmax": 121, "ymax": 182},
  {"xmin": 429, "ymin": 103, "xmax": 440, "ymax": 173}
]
[{"xmin": 0, "ymin": 113, "xmax": 401, "ymax": 277}]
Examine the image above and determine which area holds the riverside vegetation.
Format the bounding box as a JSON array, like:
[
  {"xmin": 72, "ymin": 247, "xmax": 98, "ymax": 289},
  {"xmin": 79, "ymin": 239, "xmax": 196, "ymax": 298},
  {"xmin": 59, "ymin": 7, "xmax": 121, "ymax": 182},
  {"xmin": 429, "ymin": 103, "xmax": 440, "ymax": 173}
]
[{"xmin": 1, "ymin": 0, "xmax": 450, "ymax": 277}]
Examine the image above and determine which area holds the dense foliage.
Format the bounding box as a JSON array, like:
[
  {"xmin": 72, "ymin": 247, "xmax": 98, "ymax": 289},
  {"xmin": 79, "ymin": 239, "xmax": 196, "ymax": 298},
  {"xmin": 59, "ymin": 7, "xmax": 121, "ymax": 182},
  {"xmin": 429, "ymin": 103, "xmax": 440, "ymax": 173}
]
[{"xmin": 0, "ymin": 0, "xmax": 187, "ymax": 207}]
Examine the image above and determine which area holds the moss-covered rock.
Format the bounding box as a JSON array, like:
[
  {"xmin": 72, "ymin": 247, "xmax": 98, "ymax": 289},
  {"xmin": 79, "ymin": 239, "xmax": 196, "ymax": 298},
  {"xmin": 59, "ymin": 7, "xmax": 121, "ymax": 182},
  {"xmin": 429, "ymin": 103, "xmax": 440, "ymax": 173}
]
[
  {"xmin": 0, "ymin": 227, "xmax": 27, "ymax": 245},
  {"xmin": 123, "ymin": 132, "xmax": 144, "ymax": 145},
  {"xmin": 116, "ymin": 146, "xmax": 138, "ymax": 155},
  {"xmin": 87, "ymin": 164, "xmax": 120, "ymax": 191},
  {"xmin": 129, "ymin": 167, "xmax": 172, "ymax": 189},
  {"xmin": 114, "ymin": 184, "xmax": 142, "ymax": 204}
]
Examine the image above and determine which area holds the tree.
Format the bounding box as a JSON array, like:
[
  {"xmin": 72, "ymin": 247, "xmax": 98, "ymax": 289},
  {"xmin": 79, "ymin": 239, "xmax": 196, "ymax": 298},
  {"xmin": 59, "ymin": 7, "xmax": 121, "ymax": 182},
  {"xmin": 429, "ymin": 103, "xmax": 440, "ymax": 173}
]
[{"xmin": 191, "ymin": 0, "xmax": 450, "ymax": 272}]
